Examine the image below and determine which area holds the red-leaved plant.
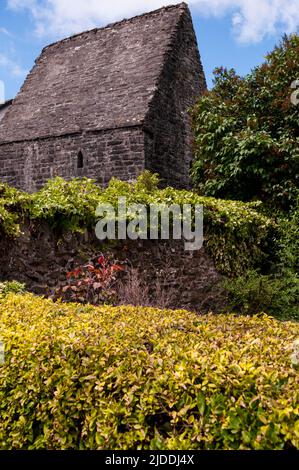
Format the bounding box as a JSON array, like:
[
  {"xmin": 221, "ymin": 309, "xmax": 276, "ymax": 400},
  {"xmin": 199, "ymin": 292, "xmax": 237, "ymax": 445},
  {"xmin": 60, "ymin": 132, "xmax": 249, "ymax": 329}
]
[{"xmin": 54, "ymin": 254, "xmax": 124, "ymax": 305}]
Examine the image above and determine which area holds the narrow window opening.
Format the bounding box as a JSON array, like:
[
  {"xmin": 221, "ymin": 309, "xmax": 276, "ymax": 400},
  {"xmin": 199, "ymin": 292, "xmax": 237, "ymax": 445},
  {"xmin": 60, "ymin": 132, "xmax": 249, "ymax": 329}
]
[{"xmin": 77, "ymin": 151, "xmax": 84, "ymax": 169}]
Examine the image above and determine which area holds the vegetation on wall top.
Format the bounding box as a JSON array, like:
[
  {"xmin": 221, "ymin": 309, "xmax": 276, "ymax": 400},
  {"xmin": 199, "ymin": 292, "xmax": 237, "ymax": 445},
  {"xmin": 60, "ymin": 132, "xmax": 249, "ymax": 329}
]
[{"xmin": 0, "ymin": 173, "xmax": 273, "ymax": 276}]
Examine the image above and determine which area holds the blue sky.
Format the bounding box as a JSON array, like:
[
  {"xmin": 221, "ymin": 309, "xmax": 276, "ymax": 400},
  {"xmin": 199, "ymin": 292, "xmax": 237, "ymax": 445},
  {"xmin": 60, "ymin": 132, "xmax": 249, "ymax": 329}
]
[{"xmin": 0, "ymin": 0, "xmax": 298, "ymax": 100}]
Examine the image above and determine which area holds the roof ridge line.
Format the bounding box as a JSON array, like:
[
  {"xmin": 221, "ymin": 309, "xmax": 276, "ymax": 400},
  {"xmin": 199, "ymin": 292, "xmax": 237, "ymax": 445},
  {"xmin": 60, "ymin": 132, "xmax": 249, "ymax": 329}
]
[{"xmin": 41, "ymin": 2, "xmax": 188, "ymax": 54}]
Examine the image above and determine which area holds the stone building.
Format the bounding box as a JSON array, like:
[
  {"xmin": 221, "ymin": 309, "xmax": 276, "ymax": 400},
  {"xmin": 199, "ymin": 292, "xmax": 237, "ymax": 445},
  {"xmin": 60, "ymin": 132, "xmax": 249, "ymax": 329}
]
[
  {"xmin": 0, "ymin": 3, "xmax": 206, "ymax": 191},
  {"xmin": 0, "ymin": 100, "xmax": 12, "ymax": 124}
]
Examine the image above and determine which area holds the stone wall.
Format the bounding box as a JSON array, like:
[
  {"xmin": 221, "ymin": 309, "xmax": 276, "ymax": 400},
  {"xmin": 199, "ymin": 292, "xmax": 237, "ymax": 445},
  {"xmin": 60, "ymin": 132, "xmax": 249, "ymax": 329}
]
[
  {"xmin": 0, "ymin": 221, "xmax": 226, "ymax": 313},
  {"xmin": 0, "ymin": 126, "xmax": 145, "ymax": 191},
  {"xmin": 0, "ymin": 101, "xmax": 12, "ymax": 124},
  {"xmin": 144, "ymin": 7, "xmax": 206, "ymax": 189}
]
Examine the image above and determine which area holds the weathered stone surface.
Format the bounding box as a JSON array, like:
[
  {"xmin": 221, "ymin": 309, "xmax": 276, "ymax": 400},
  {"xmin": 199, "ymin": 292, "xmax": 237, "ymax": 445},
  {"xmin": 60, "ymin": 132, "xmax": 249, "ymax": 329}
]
[
  {"xmin": 0, "ymin": 3, "xmax": 206, "ymax": 191},
  {"xmin": 0, "ymin": 127, "xmax": 145, "ymax": 191},
  {"xmin": 0, "ymin": 101, "xmax": 12, "ymax": 124},
  {"xmin": 0, "ymin": 222, "xmax": 226, "ymax": 313}
]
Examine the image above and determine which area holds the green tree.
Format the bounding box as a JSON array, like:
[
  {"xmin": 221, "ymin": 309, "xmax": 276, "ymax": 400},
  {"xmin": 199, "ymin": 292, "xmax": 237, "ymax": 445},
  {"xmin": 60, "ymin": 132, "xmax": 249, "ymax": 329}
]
[{"xmin": 191, "ymin": 34, "xmax": 299, "ymax": 210}]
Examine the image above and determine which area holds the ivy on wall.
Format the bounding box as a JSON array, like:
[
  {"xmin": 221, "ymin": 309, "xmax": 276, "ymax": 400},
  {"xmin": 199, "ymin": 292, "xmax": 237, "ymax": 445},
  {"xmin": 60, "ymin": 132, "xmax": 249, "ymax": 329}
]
[{"xmin": 0, "ymin": 173, "xmax": 273, "ymax": 276}]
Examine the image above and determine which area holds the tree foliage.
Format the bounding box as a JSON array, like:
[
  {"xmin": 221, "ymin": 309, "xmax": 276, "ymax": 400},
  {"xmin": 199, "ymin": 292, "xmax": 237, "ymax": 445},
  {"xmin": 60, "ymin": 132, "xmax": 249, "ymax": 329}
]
[{"xmin": 191, "ymin": 34, "xmax": 299, "ymax": 210}]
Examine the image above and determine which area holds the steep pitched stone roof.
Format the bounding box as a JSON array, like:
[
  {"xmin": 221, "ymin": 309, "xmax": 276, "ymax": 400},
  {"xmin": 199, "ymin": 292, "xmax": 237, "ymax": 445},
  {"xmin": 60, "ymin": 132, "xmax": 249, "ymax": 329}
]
[
  {"xmin": 0, "ymin": 2, "xmax": 192, "ymax": 143},
  {"xmin": 0, "ymin": 100, "xmax": 13, "ymax": 111},
  {"xmin": 0, "ymin": 100, "xmax": 12, "ymax": 124}
]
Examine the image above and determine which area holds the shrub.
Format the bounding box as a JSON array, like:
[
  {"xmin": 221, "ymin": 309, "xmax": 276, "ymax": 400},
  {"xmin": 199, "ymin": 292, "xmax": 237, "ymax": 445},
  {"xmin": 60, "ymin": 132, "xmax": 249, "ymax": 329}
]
[
  {"xmin": 0, "ymin": 204, "xmax": 20, "ymax": 237},
  {"xmin": 0, "ymin": 293, "xmax": 298, "ymax": 450},
  {"xmin": 0, "ymin": 183, "xmax": 30, "ymax": 236},
  {"xmin": 29, "ymin": 177, "xmax": 102, "ymax": 232},
  {"xmin": 223, "ymin": 200, "xmax": 299, "ymax": 321},
  {"xmin": 191, "ymin": 34, "xmax": 299, "ymax": 210},
  {"xmin": 0, "ymin": 281, "xmax": 26, "ymax": 297},
  {"xmin": 275, "ymin": 201, "xmax": 299, "ymax": 274},
  {"xmin": 53, "ymin": 254, "xmax": 124, "ymax": 305},
  {"xmin": 223, "ymin": 270, "xmax": 299, "ymax": 321}
]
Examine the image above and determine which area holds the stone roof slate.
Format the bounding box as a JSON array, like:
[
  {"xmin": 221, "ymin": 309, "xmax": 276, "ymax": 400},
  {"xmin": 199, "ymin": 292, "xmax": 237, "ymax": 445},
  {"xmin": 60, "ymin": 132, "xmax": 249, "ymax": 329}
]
[
  {"xmin": 0, "ymin": 3, "xmax": 189, "ymax": 143},
  {"xmin": 0, "ymin": 100, "xmax": 13, "ymax": 111}
]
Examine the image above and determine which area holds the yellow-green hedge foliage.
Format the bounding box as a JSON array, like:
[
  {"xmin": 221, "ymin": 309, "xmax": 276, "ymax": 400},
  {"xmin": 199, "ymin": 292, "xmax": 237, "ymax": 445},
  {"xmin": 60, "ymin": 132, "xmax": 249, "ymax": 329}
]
[{"xmin": 0, "ymin": 294, "xmax": 298, "ymax": 450}]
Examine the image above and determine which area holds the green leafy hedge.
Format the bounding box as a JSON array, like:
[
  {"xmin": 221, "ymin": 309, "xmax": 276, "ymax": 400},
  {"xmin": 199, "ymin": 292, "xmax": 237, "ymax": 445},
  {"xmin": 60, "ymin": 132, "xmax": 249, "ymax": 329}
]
[
  {"xmin": 0, "ymin": 281, "xmax": 26, "ymax": 297},
  {"xmin": 0, "ymin": 183, "xmax": 30, "ymax": 237},
  {"xmin": 30, "ymin": 177, "xmax": 102, "ymax": 231},
  {"xmin": 223, "ymin": 269, "xmax": 299, "ymax": 321},
  {"xmin": 0, "ymin": 174, "xmax": 273, "ymax": 275},
  {"xmin": 0, "ymin": 294, "xmax": 298, "ymax": 450},
  {"xmin": 0, "ymin": 177, "xmax": 102, "ymax": 236},
  {"xmin": 96, "ymin": 176, "xmax": 273, "ymax": 275},
  {"xmin": 223, "ymin": 198, "xmax": 299, "ymax": 321}
]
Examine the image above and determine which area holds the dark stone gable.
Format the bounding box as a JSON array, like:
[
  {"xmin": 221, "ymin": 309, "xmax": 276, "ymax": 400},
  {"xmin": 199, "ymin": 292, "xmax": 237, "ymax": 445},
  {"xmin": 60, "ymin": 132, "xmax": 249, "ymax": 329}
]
[
  {"xmin": 0, "ymin": 2, "xmax": 206, "ymax": 191},
  {"xmin": 0, "ymin": 100, "xmax": 12, "ymax": 123}
]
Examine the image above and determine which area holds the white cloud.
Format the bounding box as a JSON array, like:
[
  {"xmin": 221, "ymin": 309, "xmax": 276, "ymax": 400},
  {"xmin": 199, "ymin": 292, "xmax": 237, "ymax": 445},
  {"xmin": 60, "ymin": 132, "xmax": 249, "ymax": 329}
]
[
  {"xmin": 6, "ymin": 0, "xmax": 299, "ymax": 43},
  {"xmin": 0, "ymin": 53, "xmax": 28, "ymax": 77},
  {"xmin": 0, "ymin": 27, "xmax": 12, "ymax": 36}
]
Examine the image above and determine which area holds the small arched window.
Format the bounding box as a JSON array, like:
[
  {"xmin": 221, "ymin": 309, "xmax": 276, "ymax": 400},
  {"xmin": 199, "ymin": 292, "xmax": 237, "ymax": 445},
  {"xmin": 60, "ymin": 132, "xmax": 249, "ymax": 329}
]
[{"xmin": 77, "ymin": 151, "xmax": 84, "ymax": 169}]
